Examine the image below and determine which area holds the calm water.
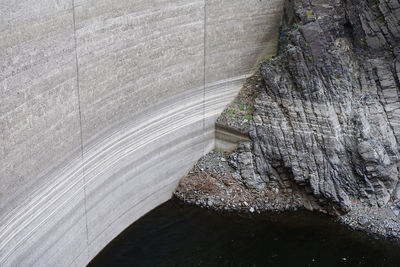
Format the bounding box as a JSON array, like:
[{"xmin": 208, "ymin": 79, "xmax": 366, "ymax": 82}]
[{"xmin": 89, "ymin": 200, "xmax": 400, "ymax": 267}]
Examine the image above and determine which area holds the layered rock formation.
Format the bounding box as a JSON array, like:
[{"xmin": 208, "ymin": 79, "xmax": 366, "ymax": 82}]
[{"xmin": 232, "ymin": 0, "xmax": 400, "ymax": 215}]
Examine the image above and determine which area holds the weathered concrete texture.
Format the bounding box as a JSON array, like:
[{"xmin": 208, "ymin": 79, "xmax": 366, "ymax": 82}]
[
  {"xmin": 205, "ymin": 0, "xmax": 284, "ymax": 84},
  {"xmin": 0, "ymin": 0, "xmax": 81, "ymax": 210},
  {"xmin": 0, "ymin": 0, "xmax": 284, "ymax": 266},
  {"xmin": 74, "ymin": 0, "xmax": 206, "ymax": 140}
]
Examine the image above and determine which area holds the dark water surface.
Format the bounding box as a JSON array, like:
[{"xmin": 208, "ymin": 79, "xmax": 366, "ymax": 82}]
[{"xmin": 89, "ymin": 200, "xmax": 400, "ymax": 267}]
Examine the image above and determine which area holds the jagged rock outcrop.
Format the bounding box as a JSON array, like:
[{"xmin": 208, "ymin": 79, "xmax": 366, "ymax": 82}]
[{"xmin": 235, "ymin": 0, "xmax": 400, "ymax": 215}]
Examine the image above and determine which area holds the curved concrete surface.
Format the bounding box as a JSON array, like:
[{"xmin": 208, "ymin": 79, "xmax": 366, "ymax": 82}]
[{"xmin": 0, "ymin": 0, "xmax": 283, "ymax": 266}]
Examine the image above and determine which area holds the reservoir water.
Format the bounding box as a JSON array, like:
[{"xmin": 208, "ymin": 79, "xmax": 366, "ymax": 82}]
[{"xmin": 89, "ymin": 200, "xmax": 400, "ymax": 266}]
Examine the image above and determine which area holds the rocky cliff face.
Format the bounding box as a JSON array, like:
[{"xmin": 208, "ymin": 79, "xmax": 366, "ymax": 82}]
[{"xmin": 234, "ymin": 0, "xmax": 400, "ymax": 215}]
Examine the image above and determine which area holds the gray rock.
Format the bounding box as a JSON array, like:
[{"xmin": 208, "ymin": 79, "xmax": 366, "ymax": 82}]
[
  {"xmin": 228, "ymin": 0, "xmax": 400, "ymax": 215},
  {"xmin": 359, "ymin": 217, "xmax": 370, "ymax": 227}
]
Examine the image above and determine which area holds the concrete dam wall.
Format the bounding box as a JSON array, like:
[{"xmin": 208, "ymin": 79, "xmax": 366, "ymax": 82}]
[{"xmin": 0, "ymin": 0, "xmax": 283, "ymax": 266}]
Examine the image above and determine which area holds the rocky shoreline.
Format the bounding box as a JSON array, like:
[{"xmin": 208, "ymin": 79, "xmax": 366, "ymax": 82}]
[
  {"xmin": 174, "ymin": 150, "xmax": 305, "ymax": 214},
  {"xmin": 174, "ymin": 148, "xmax": 400, "ymax": 242}
]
